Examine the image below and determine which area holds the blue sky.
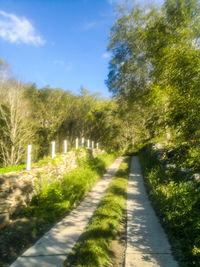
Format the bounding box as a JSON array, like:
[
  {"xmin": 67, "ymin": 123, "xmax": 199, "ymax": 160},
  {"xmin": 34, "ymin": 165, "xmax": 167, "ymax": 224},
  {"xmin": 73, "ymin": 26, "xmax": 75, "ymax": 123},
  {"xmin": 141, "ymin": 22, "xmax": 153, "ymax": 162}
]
[{"xmin": 0, "ymin": 0, "xmax": 163, "ymax": 97}]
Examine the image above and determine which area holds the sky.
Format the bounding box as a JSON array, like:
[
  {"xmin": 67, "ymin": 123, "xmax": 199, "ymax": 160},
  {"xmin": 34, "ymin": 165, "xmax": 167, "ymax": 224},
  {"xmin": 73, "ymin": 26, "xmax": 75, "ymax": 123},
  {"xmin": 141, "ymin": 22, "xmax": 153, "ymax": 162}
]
[{"xmin": 0, "ymin": 0, "xmax": 163, "ymax": 98}]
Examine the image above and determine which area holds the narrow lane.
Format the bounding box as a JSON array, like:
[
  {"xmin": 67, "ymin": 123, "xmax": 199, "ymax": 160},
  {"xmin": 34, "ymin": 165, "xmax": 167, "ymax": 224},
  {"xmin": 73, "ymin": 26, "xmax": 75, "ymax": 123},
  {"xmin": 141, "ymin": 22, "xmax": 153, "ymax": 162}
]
[{"xmin": 125, "ymin": 156, "xmax": 178, "ymax": 267}]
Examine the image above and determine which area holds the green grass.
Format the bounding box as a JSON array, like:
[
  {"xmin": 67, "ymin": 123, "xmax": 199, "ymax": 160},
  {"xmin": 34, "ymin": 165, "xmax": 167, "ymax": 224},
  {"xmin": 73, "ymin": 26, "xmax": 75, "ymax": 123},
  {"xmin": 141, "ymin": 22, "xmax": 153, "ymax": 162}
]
[
  {"xmin": 22, "ymin": 151, "xmax": 116, "ymax": 222},
  {"xmin": 139, "ymin": 145, "xmax": 200, "ymax": 266},
  {"xmin": 0, "ymin": 164, "xmax": 25, "ymax": 174},
  {"xmin": 63, "ymin": 157, "xmax": 129, "ymax": 267}
]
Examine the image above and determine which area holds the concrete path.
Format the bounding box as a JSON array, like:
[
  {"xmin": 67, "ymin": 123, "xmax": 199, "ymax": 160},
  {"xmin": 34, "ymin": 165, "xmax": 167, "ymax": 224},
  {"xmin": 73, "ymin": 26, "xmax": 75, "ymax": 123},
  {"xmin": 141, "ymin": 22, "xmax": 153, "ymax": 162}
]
[
  {"xmin": 11, "ymin": 157, "xmax": 124, "ymax": 267},
  {"xmin": 125, "ymin": 156, "xmax": 178, "ymax": 267}
]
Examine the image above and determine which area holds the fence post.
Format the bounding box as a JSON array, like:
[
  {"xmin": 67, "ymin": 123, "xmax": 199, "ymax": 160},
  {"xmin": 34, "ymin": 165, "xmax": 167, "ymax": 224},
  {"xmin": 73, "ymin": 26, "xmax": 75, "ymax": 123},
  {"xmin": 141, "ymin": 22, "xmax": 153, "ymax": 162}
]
[
  {"xmin": 76, "ymin": 138, "xmax": 79, "ymax": 149},
  {"xmin": 96, "ymin": 143, "xmax": 99, "ymax": 149},
  {"xmin": 64, "ymin": 140, "xmax": 67, "ymax": 153},
  {"xmin": 92, "ymin": 141, "xmax": 94, "ymax": 149},
  {"xmin": 52, "ymin": 141, "xmax": 56, "ymax": 159},
  {"xmin": 26, "ymin": 145, "xmax": 32, "ymax": 170},
  {"xmin": 82, "ymin": 137, "xmax": 84, "ymax": 147},
  {"xmin": 87, "ymin": 139, "xmax": 90, "ymax": 148}
]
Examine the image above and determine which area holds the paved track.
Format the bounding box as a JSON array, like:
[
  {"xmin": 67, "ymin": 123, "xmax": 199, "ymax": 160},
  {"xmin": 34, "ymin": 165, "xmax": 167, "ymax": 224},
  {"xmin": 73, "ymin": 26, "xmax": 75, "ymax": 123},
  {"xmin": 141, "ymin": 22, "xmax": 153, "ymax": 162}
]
[{"xmin": 125, "ymin": 156, "xmax": 178, "ymax": 267}]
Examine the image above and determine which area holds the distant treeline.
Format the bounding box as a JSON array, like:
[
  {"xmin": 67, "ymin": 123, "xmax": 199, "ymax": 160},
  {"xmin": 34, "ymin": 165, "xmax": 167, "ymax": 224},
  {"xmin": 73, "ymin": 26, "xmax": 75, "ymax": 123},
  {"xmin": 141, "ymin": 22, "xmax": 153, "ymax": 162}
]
[{"xmin": 0, "ymin": 59, "xmax": 133, "ymax": 167}]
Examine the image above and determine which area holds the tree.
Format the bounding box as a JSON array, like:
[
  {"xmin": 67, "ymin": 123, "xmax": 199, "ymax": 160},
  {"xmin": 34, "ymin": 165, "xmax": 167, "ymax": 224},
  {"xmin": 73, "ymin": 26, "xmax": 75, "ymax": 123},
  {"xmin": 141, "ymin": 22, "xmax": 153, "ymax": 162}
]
[
  {"xmin": 106, "ymin": 0, "xmax": 200, "ymax": 154},
  {"xmin": 0, "ymin": 81, "xmax": 33, "ymax": 166}
]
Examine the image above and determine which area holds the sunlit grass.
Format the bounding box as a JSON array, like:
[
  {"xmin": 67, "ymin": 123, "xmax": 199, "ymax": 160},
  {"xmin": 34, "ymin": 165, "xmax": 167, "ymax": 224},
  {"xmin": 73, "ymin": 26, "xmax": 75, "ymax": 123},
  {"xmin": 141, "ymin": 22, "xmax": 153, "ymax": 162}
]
[
  {"xmin": 22, "ymin": 152, "xmax": 116, "ymax": 222},
  {"xmin": 63, "ymin": 158, "xmax": 129, "ymax": 267},
  {"xmin": 0, "ymin": 164, "xmax": 25, "ymax": 174}
]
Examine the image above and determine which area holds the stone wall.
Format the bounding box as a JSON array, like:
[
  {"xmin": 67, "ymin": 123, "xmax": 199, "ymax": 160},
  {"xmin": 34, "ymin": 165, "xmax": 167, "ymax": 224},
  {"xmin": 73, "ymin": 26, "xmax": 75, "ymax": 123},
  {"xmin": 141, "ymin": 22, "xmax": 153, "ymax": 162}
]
[{"xmin": 0, "ymin": 151, "xmax": 78, "ymax": 230}]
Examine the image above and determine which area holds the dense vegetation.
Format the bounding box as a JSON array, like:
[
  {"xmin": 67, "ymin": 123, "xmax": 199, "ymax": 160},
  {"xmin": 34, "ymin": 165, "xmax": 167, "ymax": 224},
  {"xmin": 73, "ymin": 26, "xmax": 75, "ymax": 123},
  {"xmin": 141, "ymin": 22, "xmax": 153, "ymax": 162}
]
[
  {"xmin": 64, "ymin": 158, "xmax": 129, "ymax": 267},
  {"xmin": 107, "ymin": 0, "xmax": 200, "ymax": 170},
  {"xmin": 139, "ymin": 145, "xmax": 200, "ymax": 266},
  {"xmin": 23, "ymin": 150, "xmax": 116, "ymax": 222},
  {"xmin": 0, "ymin": 60, "xmax": 132, "ymax": 168},
  {"xmin": 105, "ymin": 0, "xmax": 200, "ymax": 264}
]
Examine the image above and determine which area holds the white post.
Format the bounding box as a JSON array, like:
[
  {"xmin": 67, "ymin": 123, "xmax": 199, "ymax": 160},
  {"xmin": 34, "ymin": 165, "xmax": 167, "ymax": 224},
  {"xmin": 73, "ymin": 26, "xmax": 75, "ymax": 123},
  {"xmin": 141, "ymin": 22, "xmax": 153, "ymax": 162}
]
[
  {"xmin": 64, "ymin": 140, "xmax": 67, "ymax": 153},
  {"xmin": 92, "ymin": 141, "xmax": 94, "ymax": 149},
  {"xmin": 76, "ymin": 138, "xmax": 79, "ymax": 149},
  {"xmin": 87, "ymin": 139, "xmax": 90, "ymax": 148},
  {"xmin": 96, "ymin": 143, "xmax": 99, "ymax": 149},
  {"xmin": 52, "ymin": 141, "xmax": 55, "ymax": 159},
  {"xmin": 82, "ymin": 137, "xmax": 84, "ymax": 147},
  {"xmin": 26, "ymin": 145, "xmax": 32, "ymax": 170}
]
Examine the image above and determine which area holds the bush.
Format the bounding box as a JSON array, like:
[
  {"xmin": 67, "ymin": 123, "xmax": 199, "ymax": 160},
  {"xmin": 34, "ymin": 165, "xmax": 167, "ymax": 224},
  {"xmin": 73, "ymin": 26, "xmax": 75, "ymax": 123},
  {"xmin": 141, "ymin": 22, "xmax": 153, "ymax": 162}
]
[
  {"xmin": 23, "ymin": 151, "xmax": 116, "ymax": 222},
  {"xmin": 139, "ymin": 145, "xmax": 200, "ymax": 266}
]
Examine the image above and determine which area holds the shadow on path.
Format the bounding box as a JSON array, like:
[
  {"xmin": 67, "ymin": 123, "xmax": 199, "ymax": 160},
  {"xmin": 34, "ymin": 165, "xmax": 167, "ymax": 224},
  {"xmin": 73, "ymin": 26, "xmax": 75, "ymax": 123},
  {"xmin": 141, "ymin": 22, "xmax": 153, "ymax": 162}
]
[{"xmin": 125, "ymin": 156, "xmax": 178, "ymax": 267}]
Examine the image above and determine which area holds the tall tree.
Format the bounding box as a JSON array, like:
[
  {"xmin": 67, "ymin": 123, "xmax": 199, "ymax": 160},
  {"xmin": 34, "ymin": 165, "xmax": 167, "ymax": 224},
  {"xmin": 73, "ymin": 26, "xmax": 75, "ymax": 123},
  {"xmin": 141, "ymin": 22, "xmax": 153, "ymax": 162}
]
[
  {"xmin": 0, "ymin": 81, "xmax": 33, "ymax": 166},
  {"xmin": 106, "ymin": 0, "xmax": 200, "ymax": 152}
]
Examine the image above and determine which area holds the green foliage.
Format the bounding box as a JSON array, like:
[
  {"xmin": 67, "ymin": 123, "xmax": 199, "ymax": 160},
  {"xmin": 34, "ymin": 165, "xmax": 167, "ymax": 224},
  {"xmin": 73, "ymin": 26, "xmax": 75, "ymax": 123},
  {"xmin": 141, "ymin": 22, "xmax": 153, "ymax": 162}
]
[
  {"xmin": 64, "ymin": 158, "xmax": 129, "ymax": 267},
  {"xmin": 0, "ymin": 164, "xmax": 25, "ymax": 174},
  {"xmin": 34, "ymin": 154, "xmax": 64, "ymax": 168},
  {"xmin": 22, "ymin": 152, "xmax": 116, "ymax": 222},
  {"xmin": 77, "ymin": 149, "xmax": 116, "ymax": 176},
  {"xmin": 35, "ymin": 155, "xmax": 52, "ymax": 167},
  {"xmin": 139, "ymin": 145, "xmax": 200, "ymax": 266},
  {"xmin": 106, "ymin": 0, "xmax": 200, "ymax": 163}
]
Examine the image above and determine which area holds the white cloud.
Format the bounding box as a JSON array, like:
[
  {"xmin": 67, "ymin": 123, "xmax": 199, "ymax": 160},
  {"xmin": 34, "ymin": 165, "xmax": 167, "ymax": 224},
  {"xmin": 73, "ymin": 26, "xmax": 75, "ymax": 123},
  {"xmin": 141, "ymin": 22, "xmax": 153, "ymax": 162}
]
[
  {"xmin": 0, "ymin": 10, "xmax": 45, "ymax": 46},
  {"xmin": 107, "ymin": 0, "xmax": 124, "ymax": 5},
  {"xmin": 108, "ymin": 0, "xmax": 164, "ymax": 6},
  {"xmin": 102, "ymin": 52, "xmax": 111, "ymax": 59},
  {"xmin": 53, "ymin": 60, "xmax": 72, "ymax": 71},
  {"xmin": 83, "ymin": 22, "xmax": 96, "ymax": 30}
]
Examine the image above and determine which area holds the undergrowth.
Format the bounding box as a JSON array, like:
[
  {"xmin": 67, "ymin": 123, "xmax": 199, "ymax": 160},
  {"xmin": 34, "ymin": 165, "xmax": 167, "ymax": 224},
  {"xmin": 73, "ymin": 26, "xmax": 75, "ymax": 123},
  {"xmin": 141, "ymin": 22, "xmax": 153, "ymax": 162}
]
[
  {"xmin": 22, "ymin": 150, "xmax": 116, "ymax": 222},
  {"xmin": 63, "ymin": 157, "xmax": 129, "ymax": 267},
  {"xmin": 139, "ymin": 145, "xmax": 200, "ymax": 266},
  {"xmin": 0, "ymin": 164, "xmax": 25, "ymax": 174}
]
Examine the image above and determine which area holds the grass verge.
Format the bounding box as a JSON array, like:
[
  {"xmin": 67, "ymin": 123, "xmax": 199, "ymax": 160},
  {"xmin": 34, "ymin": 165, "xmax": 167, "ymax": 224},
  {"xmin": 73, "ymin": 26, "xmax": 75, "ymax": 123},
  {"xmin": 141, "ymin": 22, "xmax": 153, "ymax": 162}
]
[
  {"xmin": 139, "ymin": 145, "xmax": 200, "ymax": 266},
  {"xmin": 22, "ymin": 151, "xmax": 116, "ymax": 222},
  {"xmin": 0, "ymin": 150, "xmax": 116, "ymax": 266},
  {"xmin": 63, "ymin": 157, "xmax": 130, "ymax": 267},
  {"xmin": 0, "ymin": 164, "xmax": 25, "ymax": 174}
]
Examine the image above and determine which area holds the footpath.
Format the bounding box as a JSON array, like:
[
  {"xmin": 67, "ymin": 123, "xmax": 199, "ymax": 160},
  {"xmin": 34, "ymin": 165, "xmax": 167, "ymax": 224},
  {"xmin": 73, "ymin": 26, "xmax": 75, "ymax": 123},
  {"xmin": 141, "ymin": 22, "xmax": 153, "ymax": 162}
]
[
  {"xmin": 10, "ymin": 157, "xmax": 124, "ymax": 267},
  {"xmin": 125, "ymin": 156, "xmax": 178, "ymax": 267}
]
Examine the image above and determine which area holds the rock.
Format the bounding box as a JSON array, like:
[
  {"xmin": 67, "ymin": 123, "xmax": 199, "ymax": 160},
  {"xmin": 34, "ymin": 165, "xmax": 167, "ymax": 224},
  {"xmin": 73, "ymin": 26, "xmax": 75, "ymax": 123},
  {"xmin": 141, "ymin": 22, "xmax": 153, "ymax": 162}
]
[
  {"xmin": 179, "ymin": 167, "xmax": 190, "ymax": 174},
  {"xmin": 165, "ymin": 163, "xmax": 177, "ymax": 169},
  {"xmin": 0, "ymin": 212, "xmax": 9, "ymax": 230},
  {"xmin": 193, "ymin": 173, "xmax": 200, "ymax": 182}
]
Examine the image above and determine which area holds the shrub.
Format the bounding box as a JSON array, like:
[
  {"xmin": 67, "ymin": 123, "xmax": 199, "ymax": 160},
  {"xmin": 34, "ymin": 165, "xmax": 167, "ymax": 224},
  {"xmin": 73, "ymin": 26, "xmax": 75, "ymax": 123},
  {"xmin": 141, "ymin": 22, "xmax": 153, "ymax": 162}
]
[
  {"xmin": 139, "ymin": 145, "xmax": 200, "ymax": 266},
  {"xmin": 23, "ymin": 151, "xmax": 116, "ymax": 223}
]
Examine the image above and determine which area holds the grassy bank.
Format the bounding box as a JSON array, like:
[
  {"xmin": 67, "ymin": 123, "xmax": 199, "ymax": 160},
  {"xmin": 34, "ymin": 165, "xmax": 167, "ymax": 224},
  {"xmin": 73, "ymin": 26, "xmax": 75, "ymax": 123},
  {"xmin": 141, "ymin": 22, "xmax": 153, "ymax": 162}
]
[
  {"xmin": 63, "ymin": 157, "xmax": 129, "ymax": 267},
  {"xmin": 0, "ymin": 164, "xmax": 25, "ymax": 174},
  {"xmin": 0, "ymin": 150, "xmax": 116, "ymax": 266},
  {"xmin": 139, "ymin": 145, "xmax": 200, "ymax": 266},
  {"xmin": 23, "ymin": 150, "xmax": 116, "ymax": 222}
]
